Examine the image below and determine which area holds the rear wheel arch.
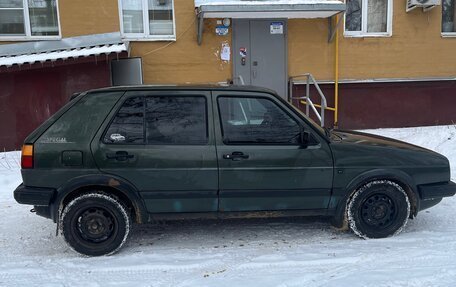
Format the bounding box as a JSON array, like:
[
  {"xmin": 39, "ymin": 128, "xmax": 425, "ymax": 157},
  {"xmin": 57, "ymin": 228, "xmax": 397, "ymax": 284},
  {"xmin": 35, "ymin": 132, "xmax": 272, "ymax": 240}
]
[
  {"xmin": 331, "ymin": 170, "xmax": 419, "ymax": 230},
  {"xmin": 61, "ymin": 192, "xmax": 131, "ymax": 256},
  {"xmin": 53, "ymin": 175, "xmax": 148, "ymax": 224}
]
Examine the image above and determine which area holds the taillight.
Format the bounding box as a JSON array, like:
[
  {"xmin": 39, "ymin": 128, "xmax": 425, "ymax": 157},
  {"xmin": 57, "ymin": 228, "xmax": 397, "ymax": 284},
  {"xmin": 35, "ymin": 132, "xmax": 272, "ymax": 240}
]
[{"xmin": 21, "ymin": 144, "xmax": 34, "ymax": 169}]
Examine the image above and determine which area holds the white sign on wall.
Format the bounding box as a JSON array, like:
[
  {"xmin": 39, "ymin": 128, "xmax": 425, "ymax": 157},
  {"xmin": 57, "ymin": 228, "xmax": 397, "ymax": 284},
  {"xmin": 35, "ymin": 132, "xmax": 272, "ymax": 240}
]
[{"xmin": 270, "ymin": 22, "xmax": 283, "ymax": 34}]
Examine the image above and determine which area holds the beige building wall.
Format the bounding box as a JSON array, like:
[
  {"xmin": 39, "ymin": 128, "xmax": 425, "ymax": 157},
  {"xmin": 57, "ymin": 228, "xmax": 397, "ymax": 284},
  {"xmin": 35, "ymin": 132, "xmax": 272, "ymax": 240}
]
[
  {"xmin": 339, "ymin": 1, "xmax": 456, "ymax": 80},
  {"xmin": 59, "ymin": 0, "xmax": 120, "ymax": 37},
  {"xmin": 130, "ymin": 1, "xmax": 232, "ymax": 84},
  {"xmin": 59, "ymin": 0, "xmax": 231, "ymax": 84},
  {"xmin": 288, "ymin": 18, "xmax": 336, "ymax": 80},
  {"xmin": 2, "ymin": 0, "xmax": 456, "ymax": 83},
  {"xmin": 290, "ymin": 0, "xmax": 456, "ymax": 81}
]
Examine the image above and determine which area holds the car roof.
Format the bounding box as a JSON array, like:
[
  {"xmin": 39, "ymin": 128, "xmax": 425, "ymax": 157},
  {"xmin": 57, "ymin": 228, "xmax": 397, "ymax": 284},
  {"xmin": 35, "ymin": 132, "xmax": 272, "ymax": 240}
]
[{"xmin": 86, "ymin": 84, "xmax": 278, "ymax": 95}]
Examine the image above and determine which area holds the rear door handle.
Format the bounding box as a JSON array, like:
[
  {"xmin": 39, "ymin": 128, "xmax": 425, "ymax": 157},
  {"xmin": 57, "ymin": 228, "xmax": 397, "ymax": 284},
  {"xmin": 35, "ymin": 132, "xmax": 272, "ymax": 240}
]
[
  {"xmin": 223, "ymin": 151, "xmax": 249, "ymax": 161},
  {"xmin": 106, "ymin": 151, "xmax": 134, "ymax": 161}
]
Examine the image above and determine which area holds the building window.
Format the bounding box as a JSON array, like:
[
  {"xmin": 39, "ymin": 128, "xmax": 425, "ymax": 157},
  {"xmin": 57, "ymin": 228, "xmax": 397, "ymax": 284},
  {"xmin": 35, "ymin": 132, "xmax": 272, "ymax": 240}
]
[
  {"xmin": 442, "ymin": 0, "xmax": 456, "ymax": 34},
  {"xmin": 119, "ymin": 0, "xmax": 175, "ymax": 40},
  {"xmin": 0, "ymin": 0, "xmax": 60, "ymax": 39},
  {"xmin": 345, "ymin": 0, "xmax": 392, "ymax": 37}
]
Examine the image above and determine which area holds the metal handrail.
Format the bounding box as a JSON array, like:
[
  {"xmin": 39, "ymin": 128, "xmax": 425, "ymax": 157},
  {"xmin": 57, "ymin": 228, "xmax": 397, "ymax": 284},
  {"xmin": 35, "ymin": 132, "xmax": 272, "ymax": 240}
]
[
  {"xmin": 234, "ymin": 75, "xmax": 245, "ymax": 85},
  {"xmin": 289, "ymin": 73, "xmax": 328, "ymax": 127}
]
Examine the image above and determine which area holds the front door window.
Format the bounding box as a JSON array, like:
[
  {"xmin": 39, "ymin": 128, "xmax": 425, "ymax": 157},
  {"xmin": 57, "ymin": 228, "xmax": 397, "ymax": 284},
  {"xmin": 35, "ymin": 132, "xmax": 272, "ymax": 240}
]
[{"xmin": 218, "ymin": 97, "xmax": 301, "ymax": 145}]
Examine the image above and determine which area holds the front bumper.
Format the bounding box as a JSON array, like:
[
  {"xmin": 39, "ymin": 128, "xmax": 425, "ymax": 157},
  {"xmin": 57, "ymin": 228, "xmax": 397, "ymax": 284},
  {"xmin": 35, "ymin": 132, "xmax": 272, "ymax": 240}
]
[
  {"xmin": 418, "ymin": 181, "xmax": 456, "ymax": 200},
  {"xmin": 14, "ymin": 184, "xmax": 55, "ymax": 206}
]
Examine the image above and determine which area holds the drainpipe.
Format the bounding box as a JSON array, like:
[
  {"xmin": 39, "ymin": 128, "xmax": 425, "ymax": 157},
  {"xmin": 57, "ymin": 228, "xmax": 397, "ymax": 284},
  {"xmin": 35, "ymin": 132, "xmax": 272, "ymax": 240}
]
[{"xmin": 334, "ymin": 14, "xmax": 340, "ymax": 128}]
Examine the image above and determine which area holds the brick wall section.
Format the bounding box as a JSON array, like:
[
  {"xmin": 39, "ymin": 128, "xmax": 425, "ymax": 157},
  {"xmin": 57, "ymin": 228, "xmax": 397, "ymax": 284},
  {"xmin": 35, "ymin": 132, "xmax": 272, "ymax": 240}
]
[{"xmin": 293, "ymin": 81, "xmax": 456, "ymax": 129}]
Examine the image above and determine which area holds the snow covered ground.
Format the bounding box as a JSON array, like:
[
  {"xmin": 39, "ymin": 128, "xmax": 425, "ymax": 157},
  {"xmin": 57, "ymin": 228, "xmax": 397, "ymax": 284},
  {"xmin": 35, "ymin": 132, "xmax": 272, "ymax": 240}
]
[{"xmin": 1, "ymin": 125, "xmax": 456, "ymax": 287}]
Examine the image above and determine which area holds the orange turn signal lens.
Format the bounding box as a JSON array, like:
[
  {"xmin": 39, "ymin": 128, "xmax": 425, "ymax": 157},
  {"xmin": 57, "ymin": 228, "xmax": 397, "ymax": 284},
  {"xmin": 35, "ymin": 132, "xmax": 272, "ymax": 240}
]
[
  {"xmin": 21, "ymin": 144, "xmax": 34, "ymax": 169},
  {"xmin": 22, "ymin": 144, "xmax": 33, "ymax": 156}
]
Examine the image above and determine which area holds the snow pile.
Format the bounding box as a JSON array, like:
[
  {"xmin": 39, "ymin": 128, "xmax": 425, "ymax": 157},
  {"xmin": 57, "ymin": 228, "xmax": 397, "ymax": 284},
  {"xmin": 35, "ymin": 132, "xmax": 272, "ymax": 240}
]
[{"xmin": 1, "ymin": 125, "xmax": 455, "ymax": 286}]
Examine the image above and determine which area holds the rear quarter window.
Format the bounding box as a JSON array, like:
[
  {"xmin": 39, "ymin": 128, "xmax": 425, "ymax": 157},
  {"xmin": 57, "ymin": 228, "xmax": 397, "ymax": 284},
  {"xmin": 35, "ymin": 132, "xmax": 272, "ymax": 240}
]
[{"xmin": 37, "ymin": 92, "xmax": 124, "ymax": 145}]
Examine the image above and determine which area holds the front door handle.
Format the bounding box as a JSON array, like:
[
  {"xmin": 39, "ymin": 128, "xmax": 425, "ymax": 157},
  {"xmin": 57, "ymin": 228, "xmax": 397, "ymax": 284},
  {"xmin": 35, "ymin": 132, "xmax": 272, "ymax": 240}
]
[
  {"xmin": 223, "ymin": 151, "xmax": 249, "ymax": 161},
  {"xmin": 106, "ymin": 151, "xmax": 134, "ymax": 161}
]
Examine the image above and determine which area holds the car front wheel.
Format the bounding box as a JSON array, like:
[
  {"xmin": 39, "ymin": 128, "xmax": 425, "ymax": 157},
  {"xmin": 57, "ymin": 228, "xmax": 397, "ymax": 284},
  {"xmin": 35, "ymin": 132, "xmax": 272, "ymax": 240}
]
[
  {"xmin": 347, "ymin": 180, "xmax": 410, "ymax": 239},
  {"xmin": 61, "ymin": 193, "xmax": 131, "ymax": 256}
]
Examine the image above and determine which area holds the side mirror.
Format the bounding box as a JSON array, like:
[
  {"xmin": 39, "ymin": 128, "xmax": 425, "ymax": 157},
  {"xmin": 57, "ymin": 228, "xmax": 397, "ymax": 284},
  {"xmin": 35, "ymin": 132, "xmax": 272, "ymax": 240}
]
[{"xmin": 300, "ymin": 131, "xmax": 310, "ymax": 149}]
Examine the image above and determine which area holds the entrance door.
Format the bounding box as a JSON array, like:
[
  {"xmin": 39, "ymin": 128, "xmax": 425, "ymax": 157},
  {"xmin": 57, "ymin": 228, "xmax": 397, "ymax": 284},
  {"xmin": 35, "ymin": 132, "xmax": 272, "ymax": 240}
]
[{"xmin": 233, "ymin": 20, "xmax": 287, "ymax": 99}]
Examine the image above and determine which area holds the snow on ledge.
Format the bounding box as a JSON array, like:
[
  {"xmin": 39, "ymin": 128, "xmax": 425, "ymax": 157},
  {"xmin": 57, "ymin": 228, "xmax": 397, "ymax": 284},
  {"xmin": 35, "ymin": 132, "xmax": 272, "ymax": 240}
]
[
  {"xmin": 195, "ymin": 0, "xmax": 344, "ymax": 7},
  {"xmin": 0, "ymin": 44, "xmax": 127, "ymax": 67}
]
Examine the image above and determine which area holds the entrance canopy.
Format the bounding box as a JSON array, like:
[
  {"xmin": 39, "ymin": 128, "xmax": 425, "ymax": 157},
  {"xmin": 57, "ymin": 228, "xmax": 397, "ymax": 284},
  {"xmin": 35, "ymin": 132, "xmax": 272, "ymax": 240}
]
[
  {"xmin": 195, "ymin": 0, "xmax": 345, "ymax": 19},
  {"xmin": 195, "ymin": 0, "xmax": 346, "ymax": 44}
]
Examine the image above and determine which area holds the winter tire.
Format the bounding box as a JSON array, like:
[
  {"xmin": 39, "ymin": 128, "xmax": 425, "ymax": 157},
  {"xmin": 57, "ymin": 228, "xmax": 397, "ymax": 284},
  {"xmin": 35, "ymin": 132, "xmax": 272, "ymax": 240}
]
[
  {"xmin": 61, "ymin": 193, "xmax": 131, "ymax": 256},
  {"xmin": 347, "ymin": 180, "xmax": 410, "ymax": 239}
]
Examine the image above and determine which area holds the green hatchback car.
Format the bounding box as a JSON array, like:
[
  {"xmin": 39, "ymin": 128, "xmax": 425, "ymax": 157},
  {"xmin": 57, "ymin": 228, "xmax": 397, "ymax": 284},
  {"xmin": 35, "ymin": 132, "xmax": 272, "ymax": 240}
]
[{"xmin": 14, "ymin": 86, "xmax": 456, "ymax": 256}]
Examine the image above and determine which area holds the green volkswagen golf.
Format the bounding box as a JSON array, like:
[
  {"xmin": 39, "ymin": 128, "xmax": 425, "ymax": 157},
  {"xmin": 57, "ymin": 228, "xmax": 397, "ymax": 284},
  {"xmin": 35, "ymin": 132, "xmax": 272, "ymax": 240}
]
[{"xmin": 14, "ymin": 85, "xmax": 456, "ymax": 256}]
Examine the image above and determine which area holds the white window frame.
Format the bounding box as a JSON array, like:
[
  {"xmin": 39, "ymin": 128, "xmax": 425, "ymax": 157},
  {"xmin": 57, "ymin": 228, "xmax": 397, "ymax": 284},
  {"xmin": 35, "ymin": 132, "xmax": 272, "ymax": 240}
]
[
  {"xmin": 0, "ymin": 0, "xmax": 61, "ymax": 41},
  {"xmin": 344, "ymin": 0, "xmax": 393, "ymax": 38},
  {"xmin": 118, "ymin": 0, "xmax": 176, "ymax": 41},
  {"xmin": 442, "ymin": 0, "xmax": 456, "ymax": 37}
]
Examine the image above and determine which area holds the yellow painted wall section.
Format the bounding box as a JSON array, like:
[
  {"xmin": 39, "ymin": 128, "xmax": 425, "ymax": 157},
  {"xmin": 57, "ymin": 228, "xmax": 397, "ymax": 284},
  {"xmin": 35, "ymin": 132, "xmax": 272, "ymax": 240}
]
[
  {"xmin": 290, "ymin": 0, "xmax": 456, "ymax": 81},
  {"xmin": 288, "ymin": 19, "xmax": 335, "ymax": 80},
  {"xmin": 59, "ymin": 0, "xmax": 120, "ymax": 37},
  {"xmin": 2, "ymin": 0, "xmax": 456, "ymax": 82},
  {"xmin": 338, "ymin": 1, "xmax": 456, "ymax": 80},
  {"xmin": 130, "ymin": 1, "xmax": 232, "ymax": 84}
]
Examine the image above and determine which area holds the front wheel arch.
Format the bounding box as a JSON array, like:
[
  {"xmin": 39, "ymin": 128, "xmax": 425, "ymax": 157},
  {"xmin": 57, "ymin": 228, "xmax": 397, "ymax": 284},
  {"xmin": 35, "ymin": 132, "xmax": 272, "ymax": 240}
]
[
  {"xmin": 331, "ymin": 172, "xmax": 418, "ymax": 230},
  {"xmin": 346, "ymin": 180, "xmax": 411, "ymax": 238}
]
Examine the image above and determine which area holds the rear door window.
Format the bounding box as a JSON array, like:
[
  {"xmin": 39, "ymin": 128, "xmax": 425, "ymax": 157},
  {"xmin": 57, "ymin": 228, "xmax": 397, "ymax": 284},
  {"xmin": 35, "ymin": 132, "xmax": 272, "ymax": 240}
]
[
  {"xmin": 104, "ymin": 95, "xmax": 207, "ymax": 145},
  {"xmin": 145, "ymin": 96, "xmax": 207, "ymax": 145}
]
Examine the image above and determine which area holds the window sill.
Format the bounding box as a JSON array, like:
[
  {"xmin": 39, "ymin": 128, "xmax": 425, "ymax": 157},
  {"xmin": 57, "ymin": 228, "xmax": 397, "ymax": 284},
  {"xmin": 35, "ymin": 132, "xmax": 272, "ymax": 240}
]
[
  {"xmin": 0, "ymin": 36, "xmax": 61, "ymax": 42},
  {"xmin": 343, "ymin": 33, "xmax": 392, "ymax": 38},
  {"xmin": 121, "ymin": 35, "xmax": 176, "ymax": 42},
  {"xmin": 441, "ymin": 33, "xmax": 456, "ymax": 38}
]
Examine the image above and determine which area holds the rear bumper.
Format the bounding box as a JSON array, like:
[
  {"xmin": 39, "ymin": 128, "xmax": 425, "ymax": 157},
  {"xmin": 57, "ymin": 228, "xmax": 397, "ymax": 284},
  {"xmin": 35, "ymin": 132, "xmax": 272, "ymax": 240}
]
[
  {"xmin": 14, "ymin": 184, "xmax": 55, "ymax": 206},
  {"xmin": 418, "ymin": 181, "xmax": 456, "ymax": 200}
]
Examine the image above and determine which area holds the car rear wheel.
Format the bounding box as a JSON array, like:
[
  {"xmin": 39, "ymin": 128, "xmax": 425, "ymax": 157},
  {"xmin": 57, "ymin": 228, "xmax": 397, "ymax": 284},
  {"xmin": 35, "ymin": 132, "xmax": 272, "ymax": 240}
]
[
  {"xmin": 347, "ymin": 180, "xmax": 410, "ymax": 239},
  {"xmin": 61, "ymin": 193, "xmax": 131, "ymax": 256}
]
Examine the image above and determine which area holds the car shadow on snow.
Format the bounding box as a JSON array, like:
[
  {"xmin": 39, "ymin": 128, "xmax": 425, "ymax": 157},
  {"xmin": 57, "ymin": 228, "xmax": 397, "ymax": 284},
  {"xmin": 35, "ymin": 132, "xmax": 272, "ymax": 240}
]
[
  {"xmin": 121, "ymin": 208, "xmax": 453, "ymax": 253},
  {"xmin": 124, "ymin": 216, "xmax": 349, "ymax": 251}
]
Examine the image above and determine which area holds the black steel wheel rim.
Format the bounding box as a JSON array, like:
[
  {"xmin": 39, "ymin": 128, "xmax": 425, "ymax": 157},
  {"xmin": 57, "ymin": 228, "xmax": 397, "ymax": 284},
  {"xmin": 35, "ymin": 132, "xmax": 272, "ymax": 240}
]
[
  {"xmin": 360, "ymin": 193, "xmax": 398, "ymax": 228},
  {"xmin": 76, "ymin": 207, "xmax": 116, "ymax": 243}
]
